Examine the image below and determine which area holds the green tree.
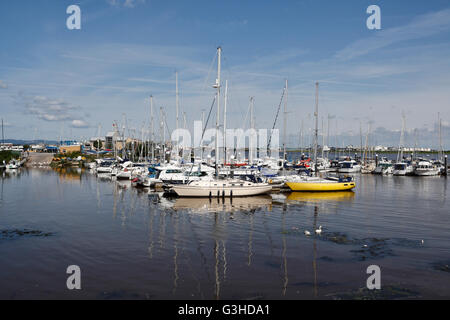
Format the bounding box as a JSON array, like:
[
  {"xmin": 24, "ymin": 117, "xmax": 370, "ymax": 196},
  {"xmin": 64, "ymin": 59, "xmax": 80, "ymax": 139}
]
[{"xmin": 93, "ymin": 140, "xmax": 103, "ymax": 149}]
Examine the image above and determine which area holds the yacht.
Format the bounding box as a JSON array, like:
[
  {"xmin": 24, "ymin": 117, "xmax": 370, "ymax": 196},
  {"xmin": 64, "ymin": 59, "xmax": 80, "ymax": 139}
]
[
  {"xmin": 337, "ymin": 160, "xmax": 361, "ymax": 173},
  {"xmin": 392, "ymin": 162, "xmax": 414, "ymax": 176},
  {"xmin": 414, "ymin": 160, "xmax": 440, "ymax": 176},
  {"xmin": 372, "ymin": 158, "xmax": 393, "ymax": 175},
  {"xmin": 95, "ymin": 161, "xmax": 114, "ymax": 174},
  {"xmin": 171, "ymin": 178, "xmax": 272, "ymax": 197}
]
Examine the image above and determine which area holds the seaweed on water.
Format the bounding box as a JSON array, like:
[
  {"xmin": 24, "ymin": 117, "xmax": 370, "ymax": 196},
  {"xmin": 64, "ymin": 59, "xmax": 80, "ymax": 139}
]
[
  {"xmin": 319, "ymin": 232, "xmax": 405, "ymax": 261},
  {"xmin": 350, "ymin": 241, "xmax": 395, "ymax": 261},
  {"xmin": 318, "ymin": 256, "xmax": 334, "ymax": 262},
  {"xmin": 0, "ymin": 229, "xmax": 54, "ymax": 240},
  {"xmin": 327, "ymin": 285, "xmax": 421, "ymax": 300},
  {"xmin": 431, "ymin": 261, "xmax": 450, "ymax": 273}
]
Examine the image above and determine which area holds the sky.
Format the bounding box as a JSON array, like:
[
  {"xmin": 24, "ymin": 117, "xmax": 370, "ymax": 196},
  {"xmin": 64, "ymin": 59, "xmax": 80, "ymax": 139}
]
[{"xmin": 0, "ymin": 0, "xmax": 449, "ymax": 148}]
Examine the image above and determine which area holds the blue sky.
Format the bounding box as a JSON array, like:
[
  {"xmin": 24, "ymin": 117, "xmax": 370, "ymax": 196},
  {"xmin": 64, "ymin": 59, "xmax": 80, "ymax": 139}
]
[{"xmin": 1, "ymin": 0, "xmax": 450, "ymax": 147}]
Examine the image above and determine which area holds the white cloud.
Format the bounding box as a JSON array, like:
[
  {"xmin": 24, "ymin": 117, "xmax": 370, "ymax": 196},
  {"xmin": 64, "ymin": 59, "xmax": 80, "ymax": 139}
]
[
  {"xmin": 15, "ymin": 93, "xmax": 87, "ymax": 125},
  {"xmin": 335, "ymin": 8, "xmax": 450, "ymax": 60},
  {"xmin": 70, "ymin": 120, "xmax": 90, "ymax": 128},
  {"xmin": 106, "ymin": 0, "xmax": 146, "ymax": 8}
]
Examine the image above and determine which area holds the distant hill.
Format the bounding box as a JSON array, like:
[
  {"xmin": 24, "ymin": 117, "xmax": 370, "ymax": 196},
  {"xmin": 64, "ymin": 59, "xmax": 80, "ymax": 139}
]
[{"xmin": 1, "ymin": 139, "xmax": 59, "ymax": 145}]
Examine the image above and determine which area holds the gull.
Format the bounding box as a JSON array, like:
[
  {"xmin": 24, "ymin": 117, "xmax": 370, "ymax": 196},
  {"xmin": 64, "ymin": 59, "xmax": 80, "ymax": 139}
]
[{"xmin": 315, "ymin": 226, "xmax": 322, "ymax": 235}]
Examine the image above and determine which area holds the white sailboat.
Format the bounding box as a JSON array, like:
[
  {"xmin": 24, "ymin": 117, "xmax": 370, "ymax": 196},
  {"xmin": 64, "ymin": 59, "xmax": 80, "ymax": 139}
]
[
  {"xmin": 392, "ymin": 113, "xmax": 414, "ymax": 176},
  {"xmin": 171, "ymin": 47, "xmax": 271, "ymax": 198}
]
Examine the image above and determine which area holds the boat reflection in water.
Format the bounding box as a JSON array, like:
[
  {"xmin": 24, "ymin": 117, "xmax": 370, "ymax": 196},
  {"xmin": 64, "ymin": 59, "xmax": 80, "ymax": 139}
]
[
  {"xmin": 286, "ymin": 191, "xmax": 355, "ymax": 203},
  {"xmin": 171, "ymin": 195, "xmax": 274, "ymax": 213}
]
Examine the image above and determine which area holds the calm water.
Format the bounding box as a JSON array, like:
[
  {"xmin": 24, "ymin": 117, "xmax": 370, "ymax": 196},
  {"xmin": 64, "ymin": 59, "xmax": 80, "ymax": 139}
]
[{"xmin": 0, "ymin": 167, "xmax": 449, "ymax": 300}]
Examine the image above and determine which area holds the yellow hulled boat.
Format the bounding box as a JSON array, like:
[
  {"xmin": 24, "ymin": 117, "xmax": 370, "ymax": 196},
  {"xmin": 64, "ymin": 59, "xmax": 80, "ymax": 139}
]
[{"xmin": 285, "ymin": 177, "xmax": 356, "ymax": 192}]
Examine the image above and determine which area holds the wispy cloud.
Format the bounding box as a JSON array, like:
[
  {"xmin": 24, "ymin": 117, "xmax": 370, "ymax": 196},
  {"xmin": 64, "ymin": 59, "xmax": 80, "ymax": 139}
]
[
  {"xmin": 335, "ymin": 8, "xmax": 450, "ymax": 60},
  {"xmin": 106, "ymin": 0, "xmax": 146, "ymax": 8},
  {"xmin": 14, "ymin": 93, "xmax": 89, "ymax": 128}
]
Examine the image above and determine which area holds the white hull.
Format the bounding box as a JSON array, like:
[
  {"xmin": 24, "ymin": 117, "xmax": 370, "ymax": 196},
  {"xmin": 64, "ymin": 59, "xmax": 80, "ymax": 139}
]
[
  {"xmin": 96, "ymin": 167, "xmax": 113, "ymax": 173},
  {"xmin": 116, "ymin": 171, "xmax": 132, "ymax": 180},
  {"xmin": 393, "ymin": 168, "xmax": 414, "ymax": 176},
  {"xmin": 172, "ymin": 182, "xmax": 272, "ymax": 197},
  {"xmin": 414, "ymin": 169, "xmax": 440, "ymax": 176},
  {"xmin": 338, "ymin": 166, "xmax": 361, "ymax": 173}
]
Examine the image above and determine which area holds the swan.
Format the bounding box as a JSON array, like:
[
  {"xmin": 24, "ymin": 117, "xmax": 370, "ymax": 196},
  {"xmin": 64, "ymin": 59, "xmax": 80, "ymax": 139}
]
[{"xmin": 315, "ymin": 226, "xmax": 322, "ymax": 235}]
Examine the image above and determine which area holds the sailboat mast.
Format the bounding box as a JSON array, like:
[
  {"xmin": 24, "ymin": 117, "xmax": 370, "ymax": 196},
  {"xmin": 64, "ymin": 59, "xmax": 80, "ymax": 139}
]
[
  {"xmin": 438, "ymin": 112, "xmax": 443, "ymax": 161},
  {"xmin": 250, "ymin": 96, "xmax": 254, "ymax": 164},
  {"xmin": 314, "ymin": 82, "xmax": 319, "ymax": 176},
  {"xmin": 175, "ymin": 72, "xmax": 179, "ymax": 159},
  {"xmin": 224, "ymin": 80, "xmax": 228, "ymax": 165},
  {"xmin": 283, "ymin": 79, "xmax": 288, "ymax": 169},
  {"xmin": 321, "ymin": 116, "xmax": 325, "ymax": 159},
  {"xmin": 397, "ymin": 112, "xmax": 405, "ymax": 162},
  {"xmin": 215, "ymin": 46, "xmax": 221, "ymax": 177},
  {"xmin": 150, "ymin": 95, "xmax": 154, "ymax": 163}
]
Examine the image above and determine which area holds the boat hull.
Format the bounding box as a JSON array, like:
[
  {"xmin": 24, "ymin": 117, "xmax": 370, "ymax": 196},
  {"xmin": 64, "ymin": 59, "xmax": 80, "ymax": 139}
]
[
  {"xmin": 285, "ymin": 181, "xmax": 356, "ymax": 192},
  {"xmin": 172, "ymin": 184, "xmax": 272, "ymax": 197},
  {"xmin": 414, "ymin": 169, "xmax": 440, "ymax": 176}
]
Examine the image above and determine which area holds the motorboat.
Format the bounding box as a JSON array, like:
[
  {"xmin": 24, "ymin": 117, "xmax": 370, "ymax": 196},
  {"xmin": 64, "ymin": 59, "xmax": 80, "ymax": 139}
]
[
  {"xmin": 414, "ymin": 160, "xmax": 440, "ymax": 176},
  {"xmin": 372, "ymin": 158, "xmax": 393, "ymax": 175},
  {"xmin": 392, "ymin": 162, "xmax": 414, "ymax": 176},
  {"xmin": 337, "ymin": 159, "xmax": 361, "ymax": 173}
]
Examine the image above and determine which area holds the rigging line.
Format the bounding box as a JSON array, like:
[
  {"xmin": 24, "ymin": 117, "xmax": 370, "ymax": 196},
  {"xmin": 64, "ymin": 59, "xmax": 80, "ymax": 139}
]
[
  {"xmin": 187, "ymin": 96, "xmax": 216, "ymax": 176},
  {"xmin": 202, "ymin": 51, "xmax": 218, "ymax": 93},
  {"xmin": 232, "ymin": 98, "xmax": 251, "ymax": 160},
  {"xmin": 267, "ymin": 86, "xmax": 286, "ymax": 150}
]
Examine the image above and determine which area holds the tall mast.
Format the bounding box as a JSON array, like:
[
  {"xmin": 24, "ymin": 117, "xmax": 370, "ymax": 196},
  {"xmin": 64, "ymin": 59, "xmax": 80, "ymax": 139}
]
[
  {"xmin": 249, "ymin": 96, "xmax": 255, "ymax": 165},
  {"xmin": 283, "ymin": 79, "xmax": 288, "ymax": 169},
  {"xmin": 438, "ymin": 112, "xmax": 443, "ymax": 161},
  {"xmin": 160, "ymin": 107, "xmax": 164, "ymax": 162},
  {"xmin": 321, "ymin": 116, "xmax": 325, "ymax": 159},
  {"xmin": 150, "ymin": 95, "xmax": 154, "ymax": 163},
  {"xmin": 214, "ymin": 46, "xmax": 221, "ymax": 177},
  {"xmin": 223, "ymin": 80, "xmax": 228, "ymax": 165},
  {"xmin": 314, "ymin": 82, "xmax": 319, "ymax": 176},
  {"xmin": 201, "ymin": 110, "xmax": 205, "ymax": 161},
  {"xmin": 1, "ymin": 118, "xmax": 4, "ymax": 147},
  {"xmin": 397, "ymin": 112, "xmax": 405, "ymax": 162},
  {"xmin": 97, "ymin": 123, "xmax": 101, "ymax": 159},
  {"xmin": 300, "ymin": 119, "xmax": 304, "ymax": 156},
  {"xmin": 175, "ymin": 71, "xmax": 179, "ymax": 159},
  {"xmin": 121, "ymin": 113, "xmax": 126, "ymax": 159}
]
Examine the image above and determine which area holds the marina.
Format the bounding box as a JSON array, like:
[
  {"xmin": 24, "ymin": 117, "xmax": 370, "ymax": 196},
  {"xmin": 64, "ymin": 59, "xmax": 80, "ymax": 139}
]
[
  {"xmin": 0, "ymin": 166, "xmax": 449, "ymax": 299},
  {"xmin": 1, "ymin": 1, "xmax": 450, "ymax": 304}
]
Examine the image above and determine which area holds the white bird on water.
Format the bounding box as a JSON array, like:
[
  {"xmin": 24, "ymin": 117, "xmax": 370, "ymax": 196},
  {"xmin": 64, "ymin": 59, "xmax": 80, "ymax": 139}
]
[
  {"xmin": 304, "ymin": 230, "xmax": 311, "ymax": 236},
  {"xmin": 315, "ymin": 226, "xmax": 323, "ymax": 235}
]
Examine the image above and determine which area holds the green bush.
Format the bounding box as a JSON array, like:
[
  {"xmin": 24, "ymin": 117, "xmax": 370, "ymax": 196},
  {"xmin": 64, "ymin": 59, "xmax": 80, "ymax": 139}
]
[{"xmin": 0, "ymin": 151, "xmax": 16, "ymax": 164}]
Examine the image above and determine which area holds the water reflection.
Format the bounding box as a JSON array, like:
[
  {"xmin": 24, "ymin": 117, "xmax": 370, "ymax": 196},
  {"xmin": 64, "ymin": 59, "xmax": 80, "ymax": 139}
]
[
  {"xmin": 172, "ymin": 195, "xmax": 274, "ymax": 213},
  {"xmin": 1, "ymin": 167, "xmax": 449, "ymax": 299},
  {"xmin": 287, "ymin": 191, "xmax": 355, "ymax": 203}
]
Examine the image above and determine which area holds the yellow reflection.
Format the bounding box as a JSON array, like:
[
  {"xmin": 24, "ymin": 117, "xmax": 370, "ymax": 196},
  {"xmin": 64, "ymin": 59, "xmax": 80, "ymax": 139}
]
[
  {"xmin": 287, "ymin": 191, "xmax": 355, "ymax": 202},
  {"xmin": 53, "ymin": 167, "xmax": 82, "ymax": 182}
]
